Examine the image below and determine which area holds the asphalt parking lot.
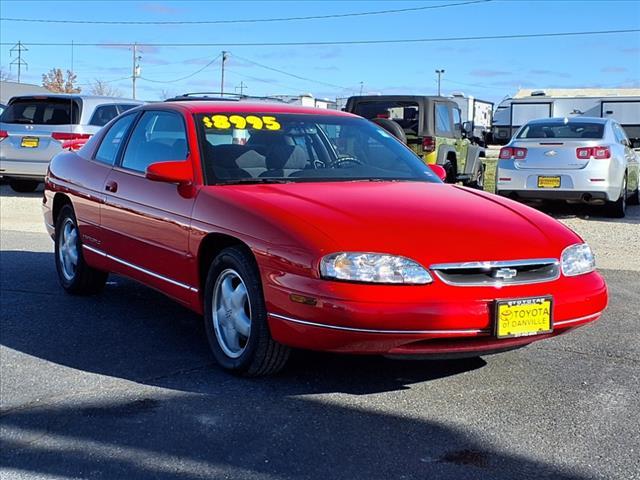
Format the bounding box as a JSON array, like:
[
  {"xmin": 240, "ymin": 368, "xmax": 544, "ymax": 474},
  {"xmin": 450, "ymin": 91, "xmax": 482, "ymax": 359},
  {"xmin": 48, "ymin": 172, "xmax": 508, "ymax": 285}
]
[{"xmin": 1, "ymin": 185, "xmax": 639, "ymax": 480}]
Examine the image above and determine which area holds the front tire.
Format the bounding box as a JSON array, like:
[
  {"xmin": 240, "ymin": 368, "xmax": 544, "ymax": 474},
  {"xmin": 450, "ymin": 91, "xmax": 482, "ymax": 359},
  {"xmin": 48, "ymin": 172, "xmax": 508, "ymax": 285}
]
[
  {"xmin": 54, "ymin": 205, "xmax": 108, "ymax": 295},
  {"xmin": 10, "ymin": 179, "xmax": 39, "ymax": 193},
  {"xmin": 204, "ymin": 246, "xmax": 290, "ymax": 376},
  {"xmin": 629, "ymin": 181, "xmax": 640, "ymax": 206}
]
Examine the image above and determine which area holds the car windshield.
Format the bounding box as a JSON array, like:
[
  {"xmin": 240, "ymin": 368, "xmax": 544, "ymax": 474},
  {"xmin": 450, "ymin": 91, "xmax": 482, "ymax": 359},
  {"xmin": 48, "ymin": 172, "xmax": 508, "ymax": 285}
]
[
  {"xmin": 0, "ymin": 97, "xmax": 81, "ymax": 125},
  {"xmin": 195, "ymin": 113, "xmax": 439, "ymax": 184},
  {"xmin": 517, "ymin": 122, "xmax": 605, "ymax": 139}
]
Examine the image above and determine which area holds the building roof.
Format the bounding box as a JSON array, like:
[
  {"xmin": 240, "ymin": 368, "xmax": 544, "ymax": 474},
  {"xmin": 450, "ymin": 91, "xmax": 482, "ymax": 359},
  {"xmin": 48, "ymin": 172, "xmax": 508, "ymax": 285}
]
[
  {"xmin": 513, "ymin": 88, "xmax": 640, "ymax": 99},
  {"xmin": 0, "ymin": 81, "xmax": 50, "ymax": 104}
]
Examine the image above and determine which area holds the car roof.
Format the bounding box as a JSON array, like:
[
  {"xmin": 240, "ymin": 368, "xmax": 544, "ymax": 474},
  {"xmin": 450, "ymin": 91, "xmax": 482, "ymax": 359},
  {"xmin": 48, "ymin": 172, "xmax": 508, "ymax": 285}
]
[
  {"xmin": 160, "ymin": 100, "xmax": 356, "ymax": 117},
  {"xmin": 527, "ymin": 116, "xmax": 609, "ymax": 125},
  {"xmin": 9, "ymin": 94, "xmax": 141, "ymax": 103}
]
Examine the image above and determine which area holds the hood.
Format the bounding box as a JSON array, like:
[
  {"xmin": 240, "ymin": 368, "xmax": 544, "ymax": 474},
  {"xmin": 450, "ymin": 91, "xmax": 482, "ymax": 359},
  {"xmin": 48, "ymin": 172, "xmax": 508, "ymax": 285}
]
[{"xmin": 204, "ymin": 181, "xmax": 581, "ymax": 265}]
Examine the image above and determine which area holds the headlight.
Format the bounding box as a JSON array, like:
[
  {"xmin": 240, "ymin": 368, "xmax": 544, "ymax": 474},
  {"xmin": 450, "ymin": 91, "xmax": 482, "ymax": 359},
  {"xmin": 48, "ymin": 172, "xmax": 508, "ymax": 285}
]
[
  {"xmin": 320, "ymin": 252, "xmax": 432, "ymax": 284},
  {"xmin": 561, "ymin": 243, "xmax": 596, "ymax": 277}
]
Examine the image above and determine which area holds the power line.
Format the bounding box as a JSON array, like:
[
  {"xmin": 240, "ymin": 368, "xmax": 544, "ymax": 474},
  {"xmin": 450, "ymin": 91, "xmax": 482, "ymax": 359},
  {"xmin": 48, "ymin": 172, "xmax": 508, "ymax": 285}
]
[
  {"xmin": 0, "ymin": 1, "xmax": 490, "ymax": 25},
  {"xmin": 1, "ymin": 29, "xmax": 637, "ymax": 48},
  {"xmin": 139, "ymin": 54, "xmax": 221, "ymax": 83},
  {"xmin": 224, "ymin": 69, "xmax": 303, "ymax": 94},
  {"xmin": 231, "ymin": 53, "xmax": 348, "ymax": 90}
]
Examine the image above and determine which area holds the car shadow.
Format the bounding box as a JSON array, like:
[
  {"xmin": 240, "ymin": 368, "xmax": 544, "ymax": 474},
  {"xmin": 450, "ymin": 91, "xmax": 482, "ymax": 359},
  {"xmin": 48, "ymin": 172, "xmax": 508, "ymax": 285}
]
[
  {"xmin": 0, "ymin": 183, "xmax": 44, "ymax": 198},
  {"xmin": 527, "ymin": 200, "xmax": 640, "ymax": 225},
  {"xmin": 0, "ymin": 392, "xmax": 595, "ymax": 480},
  {"xmin": 1, "ymin": 250, "xmax": 486, "ymax": 397}
]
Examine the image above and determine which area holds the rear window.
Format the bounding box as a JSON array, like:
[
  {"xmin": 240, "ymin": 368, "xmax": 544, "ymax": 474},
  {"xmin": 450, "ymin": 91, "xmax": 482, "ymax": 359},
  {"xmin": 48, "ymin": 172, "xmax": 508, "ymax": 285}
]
[
  {"xmin": 517, "ymin": 122, "xmax": 604, "ymax": 139},
  {"xmin": 0, "ymin": 97, "xmax": 81, "ymax": 125},
  {"xmin": 351, "ymin": 101, "xmax": 420, "ymax": 135}
]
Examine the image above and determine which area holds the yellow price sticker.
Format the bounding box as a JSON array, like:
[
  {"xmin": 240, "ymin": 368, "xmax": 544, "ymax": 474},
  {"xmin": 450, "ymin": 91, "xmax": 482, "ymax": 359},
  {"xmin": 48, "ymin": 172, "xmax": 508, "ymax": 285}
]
[{"xmin": 202, "ymin": 114, "xmax": 281, "ymax": 131}]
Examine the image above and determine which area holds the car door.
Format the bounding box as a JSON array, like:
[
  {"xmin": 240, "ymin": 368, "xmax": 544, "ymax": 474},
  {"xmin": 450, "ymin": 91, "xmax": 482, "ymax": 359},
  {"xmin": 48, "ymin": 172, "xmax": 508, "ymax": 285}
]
[
  {"xmin": 614, "ymin": 122, "xmax": 639, "ymax": 192},
  {"xmin": 452, "ymin": 107, "xmax": 469, "ymax": 172},
  {"xmin": 100, "ymin": 109, "xmax": 197, "ymax": 293},
  {"xmin": 67, "ymin": 112, "xmax": 138, "ymax": 250}
]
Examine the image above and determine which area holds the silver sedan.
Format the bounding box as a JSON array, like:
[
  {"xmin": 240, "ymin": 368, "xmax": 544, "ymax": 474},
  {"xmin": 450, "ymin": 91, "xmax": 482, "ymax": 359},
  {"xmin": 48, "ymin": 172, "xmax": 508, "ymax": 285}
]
[{"xmin": 496, "ymin": 117, "xmax": 640, "ymax": 217}]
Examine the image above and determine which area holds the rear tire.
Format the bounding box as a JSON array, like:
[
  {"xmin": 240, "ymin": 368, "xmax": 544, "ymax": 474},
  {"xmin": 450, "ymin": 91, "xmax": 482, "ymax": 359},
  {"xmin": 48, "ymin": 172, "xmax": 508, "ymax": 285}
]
[
  {"xmin": 204, "ymin": 246, "xmax": 290, "ymax": 376},
  {"xmin": 605, "ymin": 175, "xmax": 627, "ymax": 218},
  {"xmin": 9, "ymin": 179, "xmax": 39, "ymax": 193},
  {"xmin": 54, "ymin": 205, "xmax": 108, "ymax": 295},
  {"xmin": 442, "ymin": 160, "xmax": 455, "ymax": 184},
  {"xmin": 469, "ymin": 162, "xmax": 485, "ymax": 190}
]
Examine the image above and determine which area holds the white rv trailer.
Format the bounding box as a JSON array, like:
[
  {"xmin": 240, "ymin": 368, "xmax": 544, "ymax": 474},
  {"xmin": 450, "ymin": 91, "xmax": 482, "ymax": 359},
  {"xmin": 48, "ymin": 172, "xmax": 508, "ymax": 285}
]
[
  {"xmin": 491, "ymin": 88, "xmax": 640, "ymax": 146},
  {"xmin": 449, "ymin": 93, "xmax": 494, "ymax": 145}
]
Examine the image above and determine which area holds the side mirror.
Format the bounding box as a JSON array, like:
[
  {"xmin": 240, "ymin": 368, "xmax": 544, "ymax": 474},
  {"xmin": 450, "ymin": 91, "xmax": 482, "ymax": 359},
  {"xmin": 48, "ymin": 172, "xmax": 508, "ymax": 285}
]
[
  {"xmin": 145, "ymin": 160, "xmax": 192, "ymax": 184},
  {"xmin": 462, "ymin": 121, "xmax": 474, "ymax": 135},
  {"xmin": 428, "ymin": 164, "xmax": 447, "ymax": 182}
]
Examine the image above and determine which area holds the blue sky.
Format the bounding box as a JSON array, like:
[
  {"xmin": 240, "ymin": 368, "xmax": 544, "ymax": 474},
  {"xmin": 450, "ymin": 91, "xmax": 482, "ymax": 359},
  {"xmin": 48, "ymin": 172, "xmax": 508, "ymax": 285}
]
[{"xmin": 1, "ymin": 0, "xmax": 639, "ymax": 103}]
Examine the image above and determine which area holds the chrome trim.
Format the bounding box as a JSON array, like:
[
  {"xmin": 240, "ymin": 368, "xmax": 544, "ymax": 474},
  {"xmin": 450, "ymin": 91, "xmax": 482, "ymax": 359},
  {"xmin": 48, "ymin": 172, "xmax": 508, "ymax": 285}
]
[
  {"xmin": 82, "ymin": 244, "xmax": 198, "ymax": 293},
  {"xmin": 430, "ymin": 258, "xmax": 559, "ymax": 270},
  {"xmin": 430, "ymin": 258, "xmax": 560, "ymax": 287},
  {"xmin": 268, "ymin": 313, "xmax": 489, "ymax": 335},
  {"xmin": 554, "ymin": 311, "xmax": 602, "ymax": 327}
]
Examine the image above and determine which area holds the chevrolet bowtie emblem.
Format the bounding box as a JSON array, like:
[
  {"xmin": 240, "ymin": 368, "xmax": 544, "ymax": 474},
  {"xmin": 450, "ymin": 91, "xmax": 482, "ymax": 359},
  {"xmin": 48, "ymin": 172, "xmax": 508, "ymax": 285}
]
[
  {"xmin": 544, "ymin": 150, "xmax": 558, "ymax": 157},
  {"xmin": 494, "ymin": 268, "xmax": 518, "ymax": 280}
]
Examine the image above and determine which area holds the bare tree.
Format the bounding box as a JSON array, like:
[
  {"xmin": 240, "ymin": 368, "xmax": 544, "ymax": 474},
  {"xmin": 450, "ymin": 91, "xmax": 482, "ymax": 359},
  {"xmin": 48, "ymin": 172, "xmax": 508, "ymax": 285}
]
[
  {"xmin": 42, "ymin": 68, "xmax": 81, "ymax": 93},
  {"xmin": 90, "ymin": 79, "xmax": 122, "ymax": 97},
  {"xmin": 0, "ymin": 67, "xmax": 14, "ymax": 81}
]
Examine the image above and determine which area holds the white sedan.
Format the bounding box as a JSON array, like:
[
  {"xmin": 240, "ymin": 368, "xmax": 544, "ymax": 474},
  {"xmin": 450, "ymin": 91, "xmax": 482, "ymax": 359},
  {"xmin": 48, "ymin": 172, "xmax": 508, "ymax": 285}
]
[{"xmin": 496, "ymin": 117, "xmax": 640, "ymax": 217}]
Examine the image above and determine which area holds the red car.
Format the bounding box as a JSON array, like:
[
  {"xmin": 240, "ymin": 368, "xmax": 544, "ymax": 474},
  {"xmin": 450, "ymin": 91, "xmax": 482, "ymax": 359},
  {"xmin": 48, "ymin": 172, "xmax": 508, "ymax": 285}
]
[{"xmin": 43, "ymin": 100, "xmax": 608, "ymax": 376}]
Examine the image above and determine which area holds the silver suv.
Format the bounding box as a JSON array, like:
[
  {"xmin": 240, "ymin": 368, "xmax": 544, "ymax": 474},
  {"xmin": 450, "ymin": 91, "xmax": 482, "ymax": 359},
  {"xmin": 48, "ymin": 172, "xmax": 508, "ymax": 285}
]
[{"xmin": 0, "ymin": 94, "xmax": 142, "ymax": 192}]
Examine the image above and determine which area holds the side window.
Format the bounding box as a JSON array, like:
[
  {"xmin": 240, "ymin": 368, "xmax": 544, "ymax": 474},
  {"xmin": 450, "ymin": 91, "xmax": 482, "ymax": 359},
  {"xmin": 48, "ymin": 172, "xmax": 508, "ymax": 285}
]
[
  {"xmin": 121, "ymin": 111, "xmax": 188, "ymax": 173},
  {"xmin": 613, "ymin": 123, "xmax": 628, "ymax": 145},
  {"xmin": 435, "ymin": 103, "xmax": 452, "ymax": 136},
  {"xmin": 89, "ymin": 105, "xmax": 119, "ymax": 127},
  {"xmin": 452, "ymin": 108, "xmax": 462, "ymax": 135},
  {"xmin": 117, "ymin": 104, "xmax": 139, "ymax": 114},
  {"xmin": 94, "ymin": 114, "xmax": 136, "ymax": 165}
]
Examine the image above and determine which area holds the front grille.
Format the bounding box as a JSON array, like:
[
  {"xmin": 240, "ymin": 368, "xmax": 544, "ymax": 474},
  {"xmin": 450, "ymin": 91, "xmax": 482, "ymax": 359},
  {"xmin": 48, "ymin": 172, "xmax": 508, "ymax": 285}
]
[{"xmin": 430, "ymin": 259, "xmax": 560, "ymax": 286}]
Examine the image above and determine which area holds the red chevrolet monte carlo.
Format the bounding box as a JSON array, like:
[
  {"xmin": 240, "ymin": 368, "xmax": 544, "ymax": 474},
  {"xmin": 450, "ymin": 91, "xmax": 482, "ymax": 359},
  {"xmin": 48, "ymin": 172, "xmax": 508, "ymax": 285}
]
[{"xmin": 43, "ymin": 100, "xmax": 608, "ymax": 376}]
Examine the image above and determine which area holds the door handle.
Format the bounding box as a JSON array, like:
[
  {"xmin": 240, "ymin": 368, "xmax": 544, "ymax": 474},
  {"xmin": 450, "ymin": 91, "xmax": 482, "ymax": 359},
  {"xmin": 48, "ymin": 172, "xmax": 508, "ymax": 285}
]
[{"xmin": 105, "ymin": 180, "xmax": 118, "ymax": 193}]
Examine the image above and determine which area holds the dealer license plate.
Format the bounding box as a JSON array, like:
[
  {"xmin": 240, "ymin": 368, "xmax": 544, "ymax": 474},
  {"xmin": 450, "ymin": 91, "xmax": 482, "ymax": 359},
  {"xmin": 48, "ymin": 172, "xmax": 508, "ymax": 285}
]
[
  {"xmin": 537, "ymin": 176, "xmax": 561, "ymax": 188},
  {"xmin": 21, "ymin": 137, "xmax": 39, "ymax": 148},
  {"xmin": 495, "ymin": 297, "xmax": 553, "ymax": 339}
]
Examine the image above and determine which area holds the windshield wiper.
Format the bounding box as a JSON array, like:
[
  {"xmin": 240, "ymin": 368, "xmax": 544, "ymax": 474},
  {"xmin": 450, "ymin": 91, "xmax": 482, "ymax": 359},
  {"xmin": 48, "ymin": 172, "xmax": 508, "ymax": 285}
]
[{"xmin": 217, "ymin": 178, "xmax": 292, "ymax": 185}]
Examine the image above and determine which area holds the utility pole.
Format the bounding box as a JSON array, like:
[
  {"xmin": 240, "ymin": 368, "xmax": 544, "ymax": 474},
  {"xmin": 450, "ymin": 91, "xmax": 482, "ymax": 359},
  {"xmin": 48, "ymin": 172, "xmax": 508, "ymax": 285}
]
[
  {"xmin": 235, "ymin": 81, "xmax": 247, "ymax": 96},
  {"xmin": 435, "ymin": 69, "xmax": 445, "ymax": 96},
  {"xmin": 132, "ymin": 43, "xmax": 142, "ymax": 99},
  {"xmin": 220, "ymin": 51, "xmax": 229, "ymax": 96},
  {"xmin": 10, "ymin": 41, "xmax": 28, "ymax": 83},
  {"xmin": 359, "ymin": 81, "xmax": 364, "ymax": 96}
]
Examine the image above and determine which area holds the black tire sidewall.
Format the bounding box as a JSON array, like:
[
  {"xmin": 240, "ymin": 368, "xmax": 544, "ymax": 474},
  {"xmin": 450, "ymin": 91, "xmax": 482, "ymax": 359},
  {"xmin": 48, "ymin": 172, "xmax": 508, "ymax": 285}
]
[
  {"xmin": 203, "ymin": 247, "xmax": 269, "ymax": 373},
  {"xmin": 54, "ymin": 205, "xmax": 82, "ymax": 290}
]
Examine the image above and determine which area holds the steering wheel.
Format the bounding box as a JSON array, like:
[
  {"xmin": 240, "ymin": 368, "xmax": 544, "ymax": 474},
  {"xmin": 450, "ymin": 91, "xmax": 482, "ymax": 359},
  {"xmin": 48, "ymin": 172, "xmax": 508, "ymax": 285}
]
[{"xmin": 333, "ymin": 156, "xmax": 364, "ymax": 168}]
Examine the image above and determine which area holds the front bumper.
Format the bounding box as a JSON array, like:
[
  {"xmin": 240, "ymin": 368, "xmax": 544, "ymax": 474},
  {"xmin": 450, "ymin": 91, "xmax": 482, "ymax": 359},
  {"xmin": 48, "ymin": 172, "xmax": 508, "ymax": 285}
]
[{"xmin": 263, "ymin": 269, "xmax": 608, "ymax": 356}]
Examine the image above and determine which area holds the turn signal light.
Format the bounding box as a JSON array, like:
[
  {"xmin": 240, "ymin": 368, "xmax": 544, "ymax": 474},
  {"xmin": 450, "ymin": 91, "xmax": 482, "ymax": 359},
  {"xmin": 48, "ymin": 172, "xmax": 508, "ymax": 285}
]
[
  {"xmin": 0, "ymin": 130, "xmax": 7, "ymax": 140},
  {"xmin": 576, "ymin": 146, "xmax": 611, "ymax": 159},
  {"xmin": 499, "ymin": 147, "xmax": 527, "ymax": 160},
  {"xmin": 422, "ymin": 136, "xmax": 436, "ymax": 153},
  {"xmin": 51, "ymin": 132, "xmax": 91, "ymax": 141}
]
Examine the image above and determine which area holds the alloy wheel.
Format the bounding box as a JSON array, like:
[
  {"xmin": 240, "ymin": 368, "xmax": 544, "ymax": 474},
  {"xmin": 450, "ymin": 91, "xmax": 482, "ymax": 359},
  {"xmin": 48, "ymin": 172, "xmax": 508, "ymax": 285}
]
[
  {"xmin": 212, "ymin": 269, "xmax": 252, "ymax": 359},
  {"xmin": 58, "ymin": 218, "xmax": 79, "ymax": 281}
]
